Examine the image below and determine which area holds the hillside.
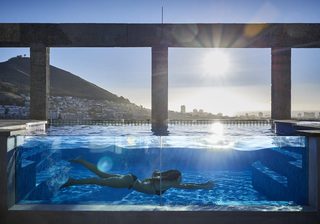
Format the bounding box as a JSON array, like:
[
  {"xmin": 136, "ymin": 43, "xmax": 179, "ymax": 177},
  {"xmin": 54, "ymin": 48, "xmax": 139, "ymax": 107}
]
[{"xmin": 0, "ymin": 56, "xmax": 130, "ymax": 105}]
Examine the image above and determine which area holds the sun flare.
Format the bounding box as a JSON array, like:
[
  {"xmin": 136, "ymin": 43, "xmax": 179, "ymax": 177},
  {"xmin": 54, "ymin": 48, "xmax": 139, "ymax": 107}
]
[{"xmin": 203, "ymin": 49, "xmax": 230, "ymax": 76}]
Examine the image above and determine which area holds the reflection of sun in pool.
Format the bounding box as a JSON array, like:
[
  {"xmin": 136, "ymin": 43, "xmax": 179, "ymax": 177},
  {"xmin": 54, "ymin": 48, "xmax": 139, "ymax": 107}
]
[
  {"xmin": 207, "ymin": 122, "xmax": 234, "ymax": 149},
  {"xmin": 97, "ymin": 156, "xmax": 113, "ymax": 172},
  {"xmin": 210, "ymin": 122, "xmax": 224, "ymax": 136},
  {"xmin": 127, "ymin": 136, "xmax": 136, "ymax": 146}
]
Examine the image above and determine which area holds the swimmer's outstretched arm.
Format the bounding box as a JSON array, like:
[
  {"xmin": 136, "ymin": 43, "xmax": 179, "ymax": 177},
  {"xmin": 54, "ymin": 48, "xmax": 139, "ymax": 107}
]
[
  {"xmin": 69, "ymin": 158, "xmax": 118, "ymax": 178},
  {"xmin": 174, "ymin": 181, "xmax": 214, "ymax": 190}
]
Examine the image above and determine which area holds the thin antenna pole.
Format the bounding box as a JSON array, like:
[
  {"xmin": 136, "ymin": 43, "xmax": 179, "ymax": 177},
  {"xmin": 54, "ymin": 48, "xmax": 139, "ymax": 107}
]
[
  {"xmin": 161, "ymin": 6, "xmax": 164, "ymax": 24},
  {"xmin": 161, "ymin": 0, "xmax": 164, "ymax": 24}
]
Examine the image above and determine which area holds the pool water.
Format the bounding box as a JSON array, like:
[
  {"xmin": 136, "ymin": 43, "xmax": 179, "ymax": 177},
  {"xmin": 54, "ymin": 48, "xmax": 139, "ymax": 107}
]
[
  {"xmin": 46, "ymin": 123, "xmax": 274, "ymax": 136},
  {"xmin": 54, "ymin": 170, "xmax": 296, "ymax": 208},
  {"xmin": 14, "ymin": 124, "xmax": 307, "ymax": 211}
]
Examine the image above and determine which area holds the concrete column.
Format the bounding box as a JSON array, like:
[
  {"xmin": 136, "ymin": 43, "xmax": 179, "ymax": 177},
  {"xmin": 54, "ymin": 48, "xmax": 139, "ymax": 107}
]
[
  {"xmin": 0, "ymin": 131, "xmax": 24, "ymax": 218},
  {"xmin": 297, "ymin": 130, "xmax": 320, "ymax": 210},
  {"xmin": 30, "ymin": 44, "xmax": 50, "ymax": 120},
  {"xmin": 151, "ymin": 47, "xmax": 168, "ymax": 134},
  {"xmin": 308, "ymin": 136, "xmax": 320, "ymax": 210},
  {"xmin": 271, "ymin": 47, "xmax": 291, "ymax": 120},
  {"xmin": 0, "ymin": 134, "xmax": 8, "ymax": 218}
]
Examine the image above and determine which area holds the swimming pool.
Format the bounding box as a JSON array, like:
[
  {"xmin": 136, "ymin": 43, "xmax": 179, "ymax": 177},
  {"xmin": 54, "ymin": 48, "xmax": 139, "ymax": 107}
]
[{"xmin": 14, "ymin": 124, "xmax": 307, "ymax": 211}]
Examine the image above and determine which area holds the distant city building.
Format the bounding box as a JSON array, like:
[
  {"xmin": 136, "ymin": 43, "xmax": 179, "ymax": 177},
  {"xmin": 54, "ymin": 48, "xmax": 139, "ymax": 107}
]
[
  {"xmin": 193, "ymin": 109, "xmax": 198, "ymax": 114},
  {"xmin": 303, "ymin": 112, "xmax": 316, "ymax": 119},
  {"xmin": 199, "ymin": 109, "xmax": 204, "ymax": 114},
  {"xmin": 258, "ymin": 112, "xmax": 263, "ymax": 118},
  {"xmin": 180, "ymin": 105, "xmax": 186, "ymax": 113}
]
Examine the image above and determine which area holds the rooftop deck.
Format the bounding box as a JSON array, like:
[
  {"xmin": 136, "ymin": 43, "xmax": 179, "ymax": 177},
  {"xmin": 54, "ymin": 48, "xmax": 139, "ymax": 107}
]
[{"xmin": 0, "ymin": 120, "xmax": 47, "ymax": 135}]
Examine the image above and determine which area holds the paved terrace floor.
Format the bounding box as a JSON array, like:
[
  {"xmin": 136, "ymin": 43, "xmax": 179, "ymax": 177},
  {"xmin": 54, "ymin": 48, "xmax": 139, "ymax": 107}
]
[{"xmin": 0, "ymin": 120, "xmax": 47, "ymax": 130}]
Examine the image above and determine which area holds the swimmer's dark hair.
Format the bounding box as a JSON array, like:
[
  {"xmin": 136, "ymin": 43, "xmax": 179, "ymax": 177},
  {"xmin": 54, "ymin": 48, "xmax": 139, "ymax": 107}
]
[{"xmin": 152, "ymin": 169, "xmax": 181, "ymax": 182}]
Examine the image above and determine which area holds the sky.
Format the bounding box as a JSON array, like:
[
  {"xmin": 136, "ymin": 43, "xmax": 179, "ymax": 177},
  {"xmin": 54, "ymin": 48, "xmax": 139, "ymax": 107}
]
[{"xmin": 0, "ymin": 0, "xmax": 320, "ymax": 115}]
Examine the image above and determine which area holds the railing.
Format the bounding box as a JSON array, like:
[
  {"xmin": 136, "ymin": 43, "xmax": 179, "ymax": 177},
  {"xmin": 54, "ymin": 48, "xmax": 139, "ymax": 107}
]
[{"xmin": 48, "ymin": 119, "xmax": 272, "ymax": 126}]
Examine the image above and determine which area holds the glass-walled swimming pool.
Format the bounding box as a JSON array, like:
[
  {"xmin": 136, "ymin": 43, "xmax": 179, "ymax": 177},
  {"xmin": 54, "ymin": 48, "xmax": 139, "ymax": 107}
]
[{"xmin": 13, "ymin": 133, "xmax": 308, "ymax": 211}]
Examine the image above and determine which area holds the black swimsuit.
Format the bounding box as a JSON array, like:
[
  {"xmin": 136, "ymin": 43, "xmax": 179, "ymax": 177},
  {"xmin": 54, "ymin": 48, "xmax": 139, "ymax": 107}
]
[
  {"xmin": 152, "ymin": 179, "xmax": 167, "ymax": 195},
  {"xmin": 155, "ymin": 189, "xmax": 167, "ymax": 196},
  {"xmin": 128, "ymin": 174, "xmax": 138, "ymax": 189}
]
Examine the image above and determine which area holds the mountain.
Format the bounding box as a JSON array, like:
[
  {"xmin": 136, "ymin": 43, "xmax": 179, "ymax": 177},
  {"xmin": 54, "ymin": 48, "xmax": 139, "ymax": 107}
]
[{"xmin": 0, "ymin": 56, "xmax": 130, "ymax": 106}]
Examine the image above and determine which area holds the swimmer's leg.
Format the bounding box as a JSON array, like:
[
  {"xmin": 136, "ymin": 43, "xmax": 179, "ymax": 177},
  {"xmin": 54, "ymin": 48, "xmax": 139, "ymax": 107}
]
[
  {"xmin": 60, "ymin": 177, "xmax": 131, "ymax": 189},
  {"xmin": 60, "ymin": 177, "xmax": 105, "ymax": 188},
  {"xmin": 69, "ymin": 158, "xmax": 117, "ymax": 178}
]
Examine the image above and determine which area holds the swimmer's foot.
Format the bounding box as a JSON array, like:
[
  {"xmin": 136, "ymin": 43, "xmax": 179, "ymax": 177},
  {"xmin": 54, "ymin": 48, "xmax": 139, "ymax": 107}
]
[
  {"xmin": 60, "ymin": 178, "xmax": 76, "ymax": 189},
  {"xmin": 68, "ymin": 156, "xmax": 82, "ymax": 164}
]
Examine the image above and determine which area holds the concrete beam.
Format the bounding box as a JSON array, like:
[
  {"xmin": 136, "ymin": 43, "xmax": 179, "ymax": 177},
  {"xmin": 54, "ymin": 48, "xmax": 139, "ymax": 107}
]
[
  {"xmin": 4, "ymin": 206, "xmax": 320, "ymax": 224},
  {"xmin": 30, "ymin": 44, "xmax": 50, "ymax": 120},
  {"xmin": 1, "ymin": 23, "xmax": 320, "ymax": 48},
  {"xmin": 151, "ymin": 47, "xmax": 168, "ymax": 134},
  {"xmin": 271, "ymin": 48, "xmax": 291, "ymax": 120}
]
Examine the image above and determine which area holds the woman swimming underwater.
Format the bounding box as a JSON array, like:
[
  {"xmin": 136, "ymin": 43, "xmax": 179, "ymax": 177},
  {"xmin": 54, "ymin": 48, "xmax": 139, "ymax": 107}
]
[{"xmin": 61, "ymin": 158, "xmax": 214, "ymax": 195}]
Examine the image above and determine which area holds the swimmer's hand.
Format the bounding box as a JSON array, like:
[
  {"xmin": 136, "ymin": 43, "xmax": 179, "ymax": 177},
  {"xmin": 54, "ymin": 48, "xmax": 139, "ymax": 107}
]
[
  {"xmin": 175, "ymin": 180, "xmax": 215, "ymax": 190},
  {"xmin": 202, "ymin": 180, "xmax": 214, "ymax": 189}
]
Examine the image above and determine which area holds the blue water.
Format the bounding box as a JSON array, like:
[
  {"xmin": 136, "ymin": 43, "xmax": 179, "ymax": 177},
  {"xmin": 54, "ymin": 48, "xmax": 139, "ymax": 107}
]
[
  {"xmin": 46, "ymin": 123, "xmax": 274, "ymax": 136},
  {"xmin": 14, "ymin": 124, "xmax": 307, "ymax": 211},
  {"xmin": 54, "ymin": 170, "xmax": 289, "ymax": 206}
]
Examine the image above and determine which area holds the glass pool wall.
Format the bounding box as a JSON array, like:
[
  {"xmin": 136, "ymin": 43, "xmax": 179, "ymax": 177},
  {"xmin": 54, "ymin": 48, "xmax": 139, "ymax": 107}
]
[{"xmin": 13, "ymin": 135, "xmax": 308, "ymax": 211}]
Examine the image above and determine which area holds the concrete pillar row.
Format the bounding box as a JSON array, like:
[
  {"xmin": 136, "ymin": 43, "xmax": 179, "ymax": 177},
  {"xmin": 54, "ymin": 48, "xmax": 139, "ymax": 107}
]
[
  {"xmin": 30, "ymin": 44, "xmax": 50, "ymax": 120},
  {"xmin": 271, "ymin": 47, "xmax": 291, "ymax": 120},
  {"xmin": 151, "ymin": 46, "xmax": 168, "ymax": 134}
]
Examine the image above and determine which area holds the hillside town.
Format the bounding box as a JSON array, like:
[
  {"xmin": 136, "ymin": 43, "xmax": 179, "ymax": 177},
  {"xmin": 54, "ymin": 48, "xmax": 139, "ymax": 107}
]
[
  {"xmin": 0, "ymin": 95, "xmax": 150, "ymax": 120},
  {"xmin": 1, "ymin": 96, "xmax": 320, "ymax": 121}
]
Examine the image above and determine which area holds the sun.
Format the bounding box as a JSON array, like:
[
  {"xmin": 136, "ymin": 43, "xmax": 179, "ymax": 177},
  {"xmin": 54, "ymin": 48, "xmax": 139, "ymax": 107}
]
[{"xmin": 202, "ymin": 49, "xmax": 230, "ymax": 76}]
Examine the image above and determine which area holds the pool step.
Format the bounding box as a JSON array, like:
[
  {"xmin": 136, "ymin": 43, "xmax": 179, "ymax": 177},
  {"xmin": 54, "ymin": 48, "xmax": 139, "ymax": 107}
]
[
  {"xmin": 258, "ymin": 147, "xmax": 307, "ymax": 204},
  {"xmin": 272, "ymin": 147, "xmax": 302, "ymax": 161},
  {"xmin": 258, "ymin": 147, "xmax": 304, "ymax": 178},
  {"xmin": 251, "ymin": 160, "xmax": 307, "ymax": 204},
  {"xmin": 251, "ymin": 161, "xmax": 289, "ymax": 201}
]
